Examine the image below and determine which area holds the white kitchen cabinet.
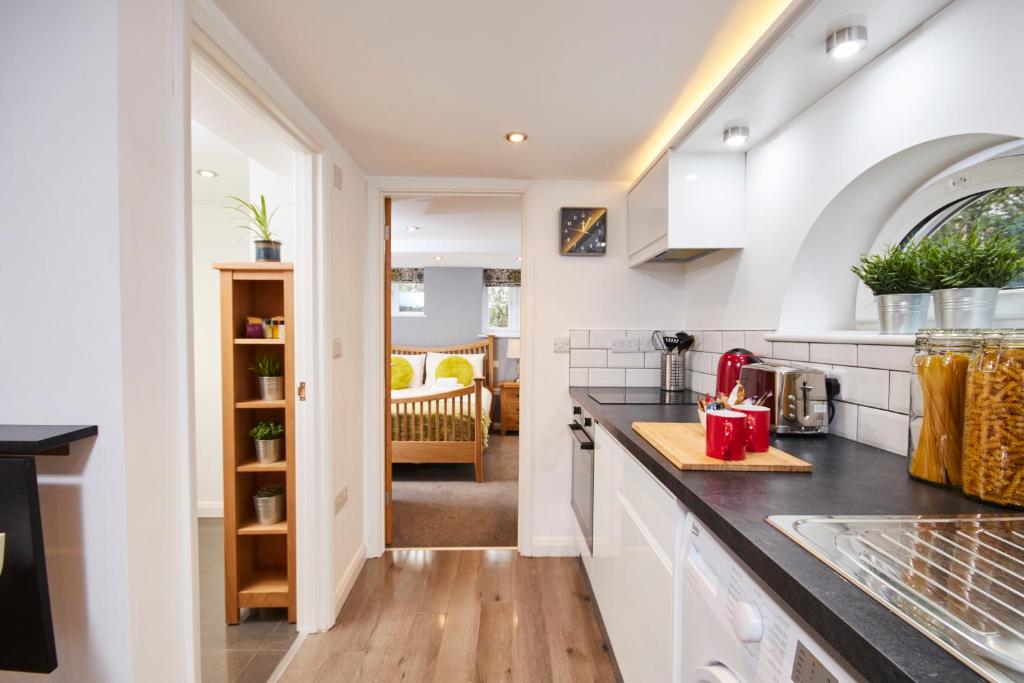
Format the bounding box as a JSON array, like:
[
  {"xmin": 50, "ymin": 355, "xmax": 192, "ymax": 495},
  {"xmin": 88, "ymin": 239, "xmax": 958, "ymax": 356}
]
[{"xmin": 627, "ymin": 148, "xmax": 745, "ymax": 266}]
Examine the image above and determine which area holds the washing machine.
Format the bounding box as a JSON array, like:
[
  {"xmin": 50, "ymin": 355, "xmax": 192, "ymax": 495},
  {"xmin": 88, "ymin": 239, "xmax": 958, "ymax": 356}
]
[{"xmin": 679, "ymin": 514, "xmax": 862, "ymax": 683}]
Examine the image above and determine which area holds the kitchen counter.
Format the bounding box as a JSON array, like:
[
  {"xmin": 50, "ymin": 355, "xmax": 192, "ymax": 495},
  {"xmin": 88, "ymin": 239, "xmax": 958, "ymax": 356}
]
[
  {"xmin": 571, "ymin": 387, "xmax": 1000, "ymax": 683},
  {"xmin": 0, "ymin": 425, "xmax": 97, "ymax": 455}
]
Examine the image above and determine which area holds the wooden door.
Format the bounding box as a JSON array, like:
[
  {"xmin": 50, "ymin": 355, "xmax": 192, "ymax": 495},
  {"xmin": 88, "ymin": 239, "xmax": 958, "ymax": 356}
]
[{"xmin": 384, "ymin": 197, "xmax": 393, "ymax": 545}]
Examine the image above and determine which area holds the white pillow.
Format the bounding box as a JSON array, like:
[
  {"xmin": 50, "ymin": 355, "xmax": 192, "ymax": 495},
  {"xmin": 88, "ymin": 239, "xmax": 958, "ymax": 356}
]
[
  {"xmin": 394, "ymin": 353, "xmax": 426, "ymax": 389},
  {"xmin": 425, "ymin": 352, "xmax": 485, "ymax": 386}
]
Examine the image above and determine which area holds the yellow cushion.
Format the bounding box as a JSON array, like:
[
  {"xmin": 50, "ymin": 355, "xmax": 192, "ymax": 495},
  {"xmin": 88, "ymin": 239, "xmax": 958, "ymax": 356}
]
[
  {"xmin": 391, "ymin": 356, "xmax": 414, "ymax": 389},
  {"xmin": 436, "ymin": 356, "xmax": 474, "ymax": 386}
]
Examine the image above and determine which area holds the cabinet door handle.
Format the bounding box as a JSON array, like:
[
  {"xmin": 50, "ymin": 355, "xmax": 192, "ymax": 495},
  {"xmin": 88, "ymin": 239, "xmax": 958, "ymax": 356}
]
[
  {"xmin": 568, "ymin": 423, "xmax": 594, "ymax": 450},
  {"xmin": 298, "ymin": 382, "xmax": 306, "ymax": 401}
]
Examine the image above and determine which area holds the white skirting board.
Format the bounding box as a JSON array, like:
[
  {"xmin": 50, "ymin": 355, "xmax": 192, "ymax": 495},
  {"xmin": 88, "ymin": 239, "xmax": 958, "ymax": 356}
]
[
  {"xmin": 196, "ymin": 501, "xmax": 223, "ymax": 518},
  {"xmin": 334, "ymin": 541, "xmax": 367, "ymax": 618},
  {"xmin": 524, "ymin": 536, "xmax": 576, "ymax": 557}
]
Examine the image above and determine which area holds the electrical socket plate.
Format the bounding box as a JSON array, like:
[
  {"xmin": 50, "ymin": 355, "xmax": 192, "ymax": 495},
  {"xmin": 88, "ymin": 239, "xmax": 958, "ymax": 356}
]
[
  {"xmin": 611, "ymin": 336, "xmax": 640, "ymax": 352},
  {"xmin": 553, "ymin": 336, "xmax": 570, "ymax": 353},
  {"xmin": 333, "ymin": 337, "xmax": 343, "ymax": 358},
  {"xmin": 334, "ymin": 486, "xmax": 348, "ymax": 515}
]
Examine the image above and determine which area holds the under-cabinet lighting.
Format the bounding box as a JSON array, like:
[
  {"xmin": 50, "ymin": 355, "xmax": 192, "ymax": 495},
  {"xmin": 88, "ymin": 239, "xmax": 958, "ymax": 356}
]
[{"xmin": 826, "ymin": 26, "xmax": 868, "ymax": 60}]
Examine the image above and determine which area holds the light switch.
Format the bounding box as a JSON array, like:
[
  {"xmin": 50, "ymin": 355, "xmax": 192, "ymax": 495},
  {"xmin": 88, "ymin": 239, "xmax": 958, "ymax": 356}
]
[
  {"xmin": 332, "ymin": 337, "xmax": 343, "ymax": 358},
  {"xmin": 553, "ymin": 336, "xmax": 570, "ymax": 353},
  {"xmin": 334, "ymin": 486, "xmax": 348, "ymax": 514}
]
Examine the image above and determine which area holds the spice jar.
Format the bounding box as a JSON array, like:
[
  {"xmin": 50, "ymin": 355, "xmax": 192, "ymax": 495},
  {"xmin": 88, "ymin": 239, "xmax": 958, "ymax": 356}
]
[
  {"xmin": 962, "ymin": 330, "xmax": 1024, "ymax": 508},
  {"xmin": 908, "ymin": 330, "xmax": 979, "ymax": 487}
]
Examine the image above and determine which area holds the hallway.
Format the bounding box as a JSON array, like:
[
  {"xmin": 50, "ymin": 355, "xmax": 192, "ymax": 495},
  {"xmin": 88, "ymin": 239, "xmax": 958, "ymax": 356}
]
[{"xmin": 280, "ymin": 549, "xmax": 617, "ymax": 682}]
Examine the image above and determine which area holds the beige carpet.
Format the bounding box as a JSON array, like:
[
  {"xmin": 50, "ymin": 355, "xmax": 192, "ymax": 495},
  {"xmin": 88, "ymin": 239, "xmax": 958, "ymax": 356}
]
[{"xmin": 391, "ymin": 434, "xmax": 518, "ymax": 548}]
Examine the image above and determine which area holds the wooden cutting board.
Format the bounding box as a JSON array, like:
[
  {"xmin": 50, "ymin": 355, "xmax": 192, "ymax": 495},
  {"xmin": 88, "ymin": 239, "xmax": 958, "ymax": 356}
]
[{"xmin": 632, "ymin": 422, "xmax": 812, "ymax": 472}]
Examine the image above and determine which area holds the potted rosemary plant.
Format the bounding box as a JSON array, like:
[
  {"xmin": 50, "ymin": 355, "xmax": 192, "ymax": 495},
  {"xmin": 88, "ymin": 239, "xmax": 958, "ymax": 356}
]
[
  {"xmin": 249, "ymin": 354, "xmax": 283, "ymax": 401},
  {"xmin": 851, "ymin": 242, "xmax": 931, "ymax": 334},
  {"xmin": 253, "ymin": 483, "xmax": 285, "ymax": 525},
  {"xmin": 249, "ymin": 420, "xmax": 284, "ymax": 464},
  {"xmin": 918, "ymin": 225, "xmax": 1024, "ymax": 328},
  {"xmin": 228, "ymin": 194, "xmax": 281, "ymax": 262}
]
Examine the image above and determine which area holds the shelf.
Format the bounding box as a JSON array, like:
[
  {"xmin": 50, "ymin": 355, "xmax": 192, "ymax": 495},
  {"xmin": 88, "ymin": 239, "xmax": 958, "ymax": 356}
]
[
  {"xmin": 234, "ymin": 338, "xmax": 285, "ymax": 345},
  {"xmin": 238, "ymin": 519, "xmax": 288, "ymax": 535},
  {"xmin": 238, "ymin": 570, "xmax": 289, "ymax": 609},
  {"xmin": 235, "ymin": 399, "xmax": 286, "ymax": 409},
  {"xmin": 237, "ymin": 460, "xmax": 287, "ymax": 473}
]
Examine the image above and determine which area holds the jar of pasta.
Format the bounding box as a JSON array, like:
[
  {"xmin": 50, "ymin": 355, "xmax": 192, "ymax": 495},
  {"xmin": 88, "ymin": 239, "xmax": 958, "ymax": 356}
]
[
  {"xmin": 908, "ymin": 330, "xmax": 980, "ymax": 487},
  {"xmin": 962, "ymin": 330, "xmax": 1024, "ymax": 508}
]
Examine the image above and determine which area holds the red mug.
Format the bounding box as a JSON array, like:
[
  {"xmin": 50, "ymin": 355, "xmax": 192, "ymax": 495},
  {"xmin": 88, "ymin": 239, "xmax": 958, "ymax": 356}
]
[
  {"xmin": 734, "ymin": 405, "xmax": 770, "ymax": 453},
  {"xmin": 705, "ymin": 409, "xmax": 747, "ymax": 461}
]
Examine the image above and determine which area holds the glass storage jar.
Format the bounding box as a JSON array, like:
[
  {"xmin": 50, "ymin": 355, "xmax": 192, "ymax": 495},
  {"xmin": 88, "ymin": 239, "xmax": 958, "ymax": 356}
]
[
  {"xmin": 962, "ymin": 330, "xmax": 1024, "ymax": 508},
  {"xmin": 907, "ymin": 330, "xmax": 980, "ymax": 487}
]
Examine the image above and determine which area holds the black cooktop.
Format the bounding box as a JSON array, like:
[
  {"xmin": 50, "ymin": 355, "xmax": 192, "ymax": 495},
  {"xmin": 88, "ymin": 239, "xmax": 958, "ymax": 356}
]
[{"xmin": 586, "ymin": 387, "xmax": 701, "ymax": 405}]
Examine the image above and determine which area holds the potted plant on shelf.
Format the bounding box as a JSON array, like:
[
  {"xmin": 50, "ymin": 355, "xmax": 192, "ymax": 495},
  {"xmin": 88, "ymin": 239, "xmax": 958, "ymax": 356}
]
[
  {"xmin": 249, "ymin": 354, "xmax": 284, "ymax": 400},
  {"xmin": 918, "ymin": 224, "xmax": 1024, "ymax": 328},
  {"xmin": 253, "ymin": 483, "xmax": 285, "ymax": 525},
  {"xmin": 851, "ymin": 242, "xmax": 931, "ymax": 334},
  {"xmin": 227, "ymin": 194, "xmax": 282, "ymax": 262},
  {"xmin": 249, "ymin": 420, "xmax": 284, "ymax": 464}
]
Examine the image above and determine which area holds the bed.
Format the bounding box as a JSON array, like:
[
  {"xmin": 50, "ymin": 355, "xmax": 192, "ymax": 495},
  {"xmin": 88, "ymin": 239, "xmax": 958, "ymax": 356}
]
[{"xmin": 390, "ymin": 336, "xmax": 495, "ymax": 482}]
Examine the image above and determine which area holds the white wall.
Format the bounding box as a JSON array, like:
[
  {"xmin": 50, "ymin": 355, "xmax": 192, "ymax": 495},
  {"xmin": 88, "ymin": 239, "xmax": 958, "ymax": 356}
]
[
  {"xmin": 1, "ymin": 0, "xmax": 193, "ymax": 681},
  {"xmin": 682, "ymin": 0, "xmax": 1024, "ymax": 331}
]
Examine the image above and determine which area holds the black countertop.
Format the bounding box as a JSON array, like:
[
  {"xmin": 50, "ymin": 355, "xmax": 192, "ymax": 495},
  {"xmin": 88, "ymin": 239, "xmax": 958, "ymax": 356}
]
[
  {"xmin": 0, "ymin": 425, "xmax": 98, "ymax": 455},
  {"xmin": 571, "ymin": 387, "xmax": 999, "ymax": 683}
]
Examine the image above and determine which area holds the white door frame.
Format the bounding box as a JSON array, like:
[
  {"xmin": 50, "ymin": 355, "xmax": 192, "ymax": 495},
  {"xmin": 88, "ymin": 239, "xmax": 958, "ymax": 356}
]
[
  {"xmin": 187, "ymin": 8, "xmax": 336, "ymax": 635},
  {"xmin": 364, "ymin": 177, "xmax": 534, "ymax": 557}
]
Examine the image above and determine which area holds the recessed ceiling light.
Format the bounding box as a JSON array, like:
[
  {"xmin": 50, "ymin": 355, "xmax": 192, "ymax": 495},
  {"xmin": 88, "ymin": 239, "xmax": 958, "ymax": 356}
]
[
  {"xmin": 434, "ymin": 256, "xmax": 443, "ymax": 262},
  {"xmin": 722, "ymin": 125, "xmax": 750, "ymax": 148},
  {"xmin": 196, "ymin": 169, "xmax": 218, "ymax": 178},
  {"xmin": 684, "ymin": 174, "xmax": 699, "ymax": 182},
  {"xmin": 826, "ymin": 26, "xmax": 868, "ymax": 60},
  {"xmin": 505, "ymin": 131, "xmax": 528, "ymax": 143},
  {"xmin": 407, "ymin": 225, "xmax": 420, "ymax": 232}
]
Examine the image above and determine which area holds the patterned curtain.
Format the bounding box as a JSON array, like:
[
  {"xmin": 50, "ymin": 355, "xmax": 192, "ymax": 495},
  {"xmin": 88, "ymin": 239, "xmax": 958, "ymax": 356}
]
[
  {"xmin": 391, "ymin": 268, "xmax": 424, "ymax": 283},
  {"xmin": 483, "ymin": 269, "xmax": 521, "ymax": 287}
]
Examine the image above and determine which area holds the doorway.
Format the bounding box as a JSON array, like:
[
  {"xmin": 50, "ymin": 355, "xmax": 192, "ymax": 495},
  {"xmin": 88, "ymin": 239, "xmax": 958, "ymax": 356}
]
[{"xmin": 385, "ymin": 194, "xmax": 524, "ymax": 549}]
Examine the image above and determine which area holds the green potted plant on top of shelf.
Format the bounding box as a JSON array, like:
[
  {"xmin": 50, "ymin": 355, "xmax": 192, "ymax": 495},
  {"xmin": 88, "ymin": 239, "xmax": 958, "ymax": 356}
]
[
  {"xmin": 249, "ymin": 354, "xmax": 283, "ymax": 401},
  {"xmin": 918, "ymin": 224, "xmax": 1024, "ymax": 328},
  {"xmin": 851, "ymin": 242, "xmax": 931, "ymax": 334},
  {"xmin": 253, "ymin": 483, "xmax": 285, "ymax": 525},
  {"xmin": 227, "ymin": 194, "xmax": 282, "ymax": 262},
  {"xmin": 249, "ymin": 420, "xmax": 284, "ymax": 464}
]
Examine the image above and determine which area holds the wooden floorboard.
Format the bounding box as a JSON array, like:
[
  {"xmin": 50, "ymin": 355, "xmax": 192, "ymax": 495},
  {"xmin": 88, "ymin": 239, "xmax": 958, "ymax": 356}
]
[{"xmin": 280, "ymin": 549, "xmax": 617, "ymax": 683}]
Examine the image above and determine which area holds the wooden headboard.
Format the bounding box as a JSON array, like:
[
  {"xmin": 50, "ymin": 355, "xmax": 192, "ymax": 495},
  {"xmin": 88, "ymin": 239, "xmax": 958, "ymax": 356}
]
[{"xmin": 392, "ymin": 335, "xmax": 496, "ymax": 390}]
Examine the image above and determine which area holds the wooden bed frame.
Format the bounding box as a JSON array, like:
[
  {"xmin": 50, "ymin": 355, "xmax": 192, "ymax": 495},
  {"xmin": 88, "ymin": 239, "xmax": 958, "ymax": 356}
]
[{"xmin": 391, "ymin": 336, "xmax": 495, "ymax": 482}]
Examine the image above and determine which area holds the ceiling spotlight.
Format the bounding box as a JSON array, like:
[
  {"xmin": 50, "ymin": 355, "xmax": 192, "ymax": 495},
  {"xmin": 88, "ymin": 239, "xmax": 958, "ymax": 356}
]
[
  {"xmin": 684, "ymin": 174, "xmax": 699, "ymax": 182},
  {"xmin": 826, "ymin": 25, "xmax": 868, "ymax": 60},
  {"xmin": 505, "ymin": 131, "xmax": 528, "ymax": 143},
  {"xmin": 407, "ymin": 225, "xmax": 420, "ymax": 232},
  {"xmin": 195, "ymin": 169, "xmax": 218, "ymax": 178},
  {"xmin": 722, "ymin": 125, "xmax": 750, "ymax": 147},
  {"xmin": 433, "ymin": 256, "xmax": 443, "ymax": 262}
]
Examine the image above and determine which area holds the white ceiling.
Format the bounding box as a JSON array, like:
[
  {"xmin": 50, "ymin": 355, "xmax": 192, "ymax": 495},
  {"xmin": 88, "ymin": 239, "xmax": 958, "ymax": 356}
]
[
  {"xmin": 212, "ymin": 0, "xmax": 792, "ymax": 181},
  {"xmin": 191, "ymin": 121, "xmax": 249, "ymax": 206},
  {"xmin": 391, "ymin": 195, "xmax": 521, "ymax": 268}
]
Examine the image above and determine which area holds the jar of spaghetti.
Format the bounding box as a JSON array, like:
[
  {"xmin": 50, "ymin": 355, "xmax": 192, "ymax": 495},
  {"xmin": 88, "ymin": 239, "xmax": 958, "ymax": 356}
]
[
  {"xmin": 908, "ymin": 330, "xmax": 980, "ymax": 487},
  {"xmin": 962, "ymin": 330, "xmax": 1024, "ymax": 508}
]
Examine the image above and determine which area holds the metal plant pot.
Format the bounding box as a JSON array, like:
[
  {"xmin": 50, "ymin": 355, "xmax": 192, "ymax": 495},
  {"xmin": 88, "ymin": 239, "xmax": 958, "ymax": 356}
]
[
  {"xmin": 254, "ymin": 437, "xmax": 283, "ymax": 464},
  {"xmin": 932, "ymin": 287, "xmax": 999, "ymax": 329},
  {"xmin": 258, "ymin": 376, "xmax": 284, "ymax": 401},
  {"xmin": 254, "ymin": 240, "xmax": 282, "ymax": 262},
  {"xmin": 876, "ymin": 293, "xmax": 931, "ymax": 334},
  {"xmin": 253, "ymin": 493, "xmax": 284, "ymax": 525}
]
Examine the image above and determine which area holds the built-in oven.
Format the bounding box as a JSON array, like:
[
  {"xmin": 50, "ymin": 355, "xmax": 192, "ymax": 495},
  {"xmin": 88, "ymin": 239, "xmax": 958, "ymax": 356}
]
[{"xmin": 569, "ymin": 402, "xmax": 595, "ymax": 555}]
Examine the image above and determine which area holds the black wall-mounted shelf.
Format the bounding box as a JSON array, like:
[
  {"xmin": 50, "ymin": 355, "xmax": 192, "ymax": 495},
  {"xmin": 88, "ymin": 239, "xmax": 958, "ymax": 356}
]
[{"xmin": 0, "ymin": 425, "xmax": 98, "ymax": 456}]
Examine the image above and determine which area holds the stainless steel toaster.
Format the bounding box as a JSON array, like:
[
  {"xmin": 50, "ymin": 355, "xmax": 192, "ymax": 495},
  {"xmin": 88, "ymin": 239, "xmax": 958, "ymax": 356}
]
[{"xmin": 738, "ymin": 363, "xmax": 829, "ymax": 434}]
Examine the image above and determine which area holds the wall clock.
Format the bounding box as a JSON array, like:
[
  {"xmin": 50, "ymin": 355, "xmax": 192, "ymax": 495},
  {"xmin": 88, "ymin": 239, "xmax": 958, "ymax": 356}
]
[{"xmin": 560, "ymin": 207, "xmax": 607, "ymax": 256}]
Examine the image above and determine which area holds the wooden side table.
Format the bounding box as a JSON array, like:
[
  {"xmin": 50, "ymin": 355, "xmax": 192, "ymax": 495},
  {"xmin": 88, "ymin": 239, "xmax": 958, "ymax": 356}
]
[{"xmin": 499, "ymin": 381, "xmax": 520, "ymax": 435}]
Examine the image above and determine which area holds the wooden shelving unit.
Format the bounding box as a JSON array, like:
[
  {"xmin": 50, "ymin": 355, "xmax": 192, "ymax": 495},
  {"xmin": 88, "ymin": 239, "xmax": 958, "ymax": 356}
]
[{"xmin": 214, "ymin": 262, "xmax": 296, "ymax": 624}]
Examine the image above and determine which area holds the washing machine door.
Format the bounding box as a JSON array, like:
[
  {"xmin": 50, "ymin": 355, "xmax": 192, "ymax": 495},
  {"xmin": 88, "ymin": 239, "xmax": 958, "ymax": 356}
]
[{"xmin": 694, "ymin": 664, "xmax": 744, "ymax": 683}]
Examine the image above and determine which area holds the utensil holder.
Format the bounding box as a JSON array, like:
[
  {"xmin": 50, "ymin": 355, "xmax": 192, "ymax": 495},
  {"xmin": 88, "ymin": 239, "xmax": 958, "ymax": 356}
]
[{"xmin": 660, "ymin": 354, "xmax": 686, "ymax": 392}]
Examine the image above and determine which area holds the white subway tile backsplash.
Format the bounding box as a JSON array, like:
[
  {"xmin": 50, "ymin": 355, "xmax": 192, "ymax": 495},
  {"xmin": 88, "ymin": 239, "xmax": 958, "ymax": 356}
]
[
  {"xmin": 569, "ymin": 330, "xmax": 589, "ymax": 349},
  {"xmin": 569, "ymin": 368, "xmax": 589, "ymax": 387},
  {"xmin": 645, "ymin": 352, "xmax": 662, "ymax": 369},
  {"xmin": 690, "ymin": 351, "xmax": 712, "ymax": 375},
  {"xmin": 626, "ymin": 368, "xmax": 661, "ymax": 387},
  {"xmin": 833, "ymin": 365, "xmax": 889, "ymax": 409},
  {"xmin": 570, "ymin": 349, "xmax": 607, "ymax": 368},
  {"xmin": 810, "ymin": 343, "xmax": 857, "ymax": 366},
  {"xmin": 858, "ymin": 344, "xmax": 914, "ymax": 371},
  {"xmin": 888, "ymin": 371, "xmax": 910, "ymax": 414},
  {"xmin": 831, "ymin": 401, "xmax": 858, "ymax": 440},
  {"xmin": 722, "ymin": 331, "xmax": 745, "ymax": 351},
  {"xmin": 744, "ymin": 331, "xmax": 773, "ymax": 359},
  {"xmin": 608, "ymin": 351, "xmax": 646, "ymax": 368},
  {"xmin": 857, "ymin": 407, "xmax": 908, "ymax": 455},
  {"xmin": 589, "ymin": 368, "xmax": 625, "ymax": 387},
  {"xmin": 700, "ymin": 331, "xmax": 723, "ymax": 352},
  {"xmin": 772, "ymin": 341, "xmax": 810, "ymax": 362},
  {"xmin": 589, "ymin": 330, "xmax": 624, "ymax": 349}
]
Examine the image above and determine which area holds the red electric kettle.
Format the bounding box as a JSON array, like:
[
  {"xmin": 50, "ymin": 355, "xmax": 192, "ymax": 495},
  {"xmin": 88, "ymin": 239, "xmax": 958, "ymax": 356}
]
[{"xmin": 716, "ymin": 348, "xmax": 760, "ymax": 396}]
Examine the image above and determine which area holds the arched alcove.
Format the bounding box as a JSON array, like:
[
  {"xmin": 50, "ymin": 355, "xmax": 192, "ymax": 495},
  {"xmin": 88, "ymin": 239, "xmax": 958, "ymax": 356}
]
[{"xmin": 776, "ymin": 133, "xmax": 1013, "ymax": 333}]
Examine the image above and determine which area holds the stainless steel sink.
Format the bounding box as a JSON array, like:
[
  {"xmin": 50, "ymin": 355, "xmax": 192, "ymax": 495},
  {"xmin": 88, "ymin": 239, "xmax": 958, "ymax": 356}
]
[{"xmin": 768, "ymin": 514, "xmax": 1024, "ymax": 683}]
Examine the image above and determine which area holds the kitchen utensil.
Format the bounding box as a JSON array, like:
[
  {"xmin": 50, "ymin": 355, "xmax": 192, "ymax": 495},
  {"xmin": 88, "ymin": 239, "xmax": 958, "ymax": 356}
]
[
  {"xmin": 676, "ymin": 332, "xmax": 695, "ymax": 353},
  {"xmin": 651, "ymin": 331, "xmax": 667, "ymax": 351},
  {"xmin": 734, "ymin": 405, "xmax": 770, "ymax": 452},
  {"xmin": 739, "ymin": 363, "xmax": 829, "ymax": 434},
  {"xmin": 705, "ymin": 410, "xmax": 747, "ymax": 461},
  {"xmin": 631, "ymin": 422, "xmax": 812, "ymax": 472},
  {"xmin": 716, "ymin": 348, "xmax": 759, "ymax": 396}
]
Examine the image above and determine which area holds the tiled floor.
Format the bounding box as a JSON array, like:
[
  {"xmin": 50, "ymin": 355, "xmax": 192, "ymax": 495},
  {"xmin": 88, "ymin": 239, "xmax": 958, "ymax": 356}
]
[{"xmin": 199, "ymin": 518, "xmax": 296, "ymax": 682}]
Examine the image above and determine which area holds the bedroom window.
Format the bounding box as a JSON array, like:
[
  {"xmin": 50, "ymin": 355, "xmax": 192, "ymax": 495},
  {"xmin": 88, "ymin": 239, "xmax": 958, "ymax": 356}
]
[
  {"xmin": 391, "ymin": 268, "xmax": 425, "ymax": 316},
  {"xmin": 483, "ymin": 268, "xmax": 521, "ymax": 335}
]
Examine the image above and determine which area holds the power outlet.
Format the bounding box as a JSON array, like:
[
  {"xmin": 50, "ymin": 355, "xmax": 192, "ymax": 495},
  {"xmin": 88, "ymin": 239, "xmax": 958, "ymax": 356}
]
[
  {"xmin": 334, "ymin": 486, "xmax": 348, "ymax": 515},
  {"xmin": 332, "ymin": 337, "xmax": 343, "ymax": 358},
  {"xmin": 611, "ymin": 336, "xmax": 640, "ymax": 352},
  {"xmin": 553, "ymin": 336, "xmax": 570, "ymax": 353},
  {"xmin": 824, "ymin": 366, "xmax": 848, "ymax": 401}
]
